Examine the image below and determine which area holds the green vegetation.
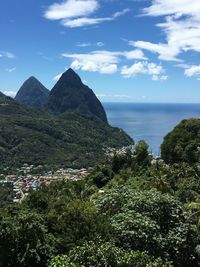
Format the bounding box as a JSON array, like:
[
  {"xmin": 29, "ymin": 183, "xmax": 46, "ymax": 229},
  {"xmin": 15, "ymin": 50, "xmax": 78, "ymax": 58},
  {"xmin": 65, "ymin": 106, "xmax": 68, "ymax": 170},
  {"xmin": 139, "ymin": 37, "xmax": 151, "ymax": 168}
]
[
  {"xmin": 0, "ymin": 183, "xmax": 13, "ymax": 207},
  {"xmin": 3, "ymin": 63, "xmax": 200, "ymax": 266},
  {"xmin": 161, "ymin": 118, "xmax": 200, "ymax": 163},
  {"xmin": 0, "ymin": 176, "xmax": 180, "ymax": 267},
  {"xmin": 1, "ymin": 117, "xmax": 200, "ymax": 266},
  {"xmin": 1, "ymin": 109, "xmax": 200, "ymax": 267},
  {"xmin": 0, "ymin": 94, "xmax": 132, "ymax": 170}
]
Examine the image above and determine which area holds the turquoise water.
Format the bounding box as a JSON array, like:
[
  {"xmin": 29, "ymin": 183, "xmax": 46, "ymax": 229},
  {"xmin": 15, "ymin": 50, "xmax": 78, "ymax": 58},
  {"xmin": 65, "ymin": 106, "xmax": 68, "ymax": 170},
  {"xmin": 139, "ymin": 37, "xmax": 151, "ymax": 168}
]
[{"xmin": 103, "ymin": 103, "xmax": 200, "ymax": 155}]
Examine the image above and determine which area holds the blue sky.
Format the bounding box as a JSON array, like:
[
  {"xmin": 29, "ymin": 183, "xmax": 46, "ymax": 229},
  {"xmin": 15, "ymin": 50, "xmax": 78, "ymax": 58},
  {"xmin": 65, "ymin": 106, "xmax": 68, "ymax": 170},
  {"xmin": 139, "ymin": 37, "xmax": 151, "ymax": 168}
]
[{"xmin": 0, "ymin": 0, "xmax": 200, "ymax": 103}]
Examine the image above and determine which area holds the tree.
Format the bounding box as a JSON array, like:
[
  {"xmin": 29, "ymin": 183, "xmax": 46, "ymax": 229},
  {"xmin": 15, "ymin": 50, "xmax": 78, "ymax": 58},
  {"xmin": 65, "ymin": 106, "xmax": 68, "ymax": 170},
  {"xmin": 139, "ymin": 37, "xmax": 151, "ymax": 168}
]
[
  {"xmin": 47, "ymin": 199, "xmax": 109, "ymax": 253},
  {"xmin": 134, "ymin": 140, "xmax": 150, "ymax": 165},
  {"xmin": 0, "ymin": 210, "xmax": 55, "ymax": 267},
  {"xmin": 94, "ymin": 186, "xmax": 198, "ymax": 266},
  {"xmin": 111, "ymin": 148, "xmax": 132, "ymax": 173},
  {"xmin": 49, "ymin": 255, "xmax": 76, "ymax": 267},
  {"xmin": 161, "ymin": 119, "xmax": 200, "ymax": 164},
  {"xmin": 49, "ymin": 242, "xmax": 173, "ymax": 267},
  {"xmin": 89, "ymin": 165, "xmax": 114, "ymax": 188},
  {"xmin": 0, "ymin": 183, "xmax": 13, "ymax": 208},
  {"xmin": 111, "ymin": 210, "xmax": 161, "ymax": 253},
  {"xmin": 149, "ymin": 159, "xmax": 170, "ymax": 193}
]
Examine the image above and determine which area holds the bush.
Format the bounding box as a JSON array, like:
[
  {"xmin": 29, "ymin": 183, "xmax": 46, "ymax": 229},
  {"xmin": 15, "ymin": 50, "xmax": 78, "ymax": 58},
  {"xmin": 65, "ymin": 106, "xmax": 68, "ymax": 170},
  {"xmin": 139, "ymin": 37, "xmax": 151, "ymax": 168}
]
[
  {"xmin": 49, "ymin": 255, "xmax": 77, "ymax": 267},
  {"xmin": 161, "ymin": 119, "xmax": 200, "ymax": 164},
  {"xmin": 94, "ymin": 186, "xmax": 198, "ymax": 266}
]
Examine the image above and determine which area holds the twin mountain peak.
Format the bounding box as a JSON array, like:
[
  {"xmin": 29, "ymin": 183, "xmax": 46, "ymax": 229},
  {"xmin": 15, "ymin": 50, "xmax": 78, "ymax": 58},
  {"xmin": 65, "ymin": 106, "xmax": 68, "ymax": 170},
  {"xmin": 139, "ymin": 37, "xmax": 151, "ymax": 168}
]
[{"xmin": 14, "ymin": 68, "xmax": 108, "ymax": 123}]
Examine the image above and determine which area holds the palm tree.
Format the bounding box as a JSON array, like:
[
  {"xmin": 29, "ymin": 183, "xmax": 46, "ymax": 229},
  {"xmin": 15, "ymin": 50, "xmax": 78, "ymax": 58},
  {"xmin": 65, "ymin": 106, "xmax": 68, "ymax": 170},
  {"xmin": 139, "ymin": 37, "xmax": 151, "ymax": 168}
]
[{"xmin": 150, "ymin": 159, "xmax": 169, "ymax": 193}]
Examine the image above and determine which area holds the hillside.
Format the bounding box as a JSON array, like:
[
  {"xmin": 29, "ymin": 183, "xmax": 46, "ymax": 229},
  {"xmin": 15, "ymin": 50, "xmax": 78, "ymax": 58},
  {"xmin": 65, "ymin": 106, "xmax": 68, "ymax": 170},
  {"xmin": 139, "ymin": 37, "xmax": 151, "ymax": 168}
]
[
  {"xmin": 0, "ymin": 93, "xmax": 133, "ymax": 169},
  {"xmin": 1, "ymin": 125, "xmax": 200, "ymax": 267},
  {"xmin": 161, "ymin": 118, "xmax": 200, "ymax": 164},
  {"xmin": 15, "ymin": 76, "xmax": 49, "ymax": 108},
  {"xmin": 46, "ymin": 68, "xmax": 108, "ymax": 123}
]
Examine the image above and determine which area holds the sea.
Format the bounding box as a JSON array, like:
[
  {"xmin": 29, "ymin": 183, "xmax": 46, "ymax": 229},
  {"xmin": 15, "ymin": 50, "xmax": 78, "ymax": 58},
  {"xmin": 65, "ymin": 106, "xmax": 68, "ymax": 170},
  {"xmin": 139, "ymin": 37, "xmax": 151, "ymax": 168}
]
[{"xmin": 103, "ymin": 103, "xmax": 200, "ymax": 156}]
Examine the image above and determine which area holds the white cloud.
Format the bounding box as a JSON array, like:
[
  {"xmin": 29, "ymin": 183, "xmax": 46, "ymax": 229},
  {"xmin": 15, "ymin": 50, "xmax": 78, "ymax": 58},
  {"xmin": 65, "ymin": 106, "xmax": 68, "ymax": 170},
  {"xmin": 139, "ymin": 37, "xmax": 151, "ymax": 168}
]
[
  {"xmin": 142, "ymin": 0, "xmax": 200, "ymax": 18},
  {"xmin": 147, "ymin": 62, "xmax": 164, "ymax": 75},
  {"xmin": 5, "ymin": 67, "xmax": 16, "ymax": 73},
  {"xmin": 61, "ymin": 49, "xmax": 149, "ymax": 74},
  {"xmin": 53, "ymin": 72, "xmax": 63, "ymax": 81},
  {"xmin": 99, "ymin": 64, "xmax": 117, "ymax": 74},
  {"xmin": 175, "ymin": 63, "xmax": 191, "ymax": 69},
  {"xmin": 3, "ymin": 91, "xmax": 16, "ymax": 98},
  {"xmin": 131, "ymin": 41, "xmax": 180, "ymax": 62},
  {"xmin": 121, "ymin": 62, "xmax": 146, "ymax": 77},
  {"xmin": 76, "ymin": 42, "xmax": 104, "ymax": 47},
  {"xmin": 184, "ymin": 65, "xmax": 200, "ymax": 78},
  {"xmin": 76, "ymin": 42, "xmax": 91, "ymax": 47},
  {"xmin": 96, "ymin": 94, "xmax": 148, "ymax": 101},
  {"xmin": 175, "ymin": 63, "xmax": 200, "ymax": 79},
  {"xmin": 160, "ymin": 75, "xmax": 168, "ymax": 81},
  {"xmin": 113, "ymin": 8, "xmax": 130, "ymax": 18},
  {"xmin": 44, "ymin": 0, "xmax": 129, "ymax": 28},
  {"xmin": 132, "ymin": 0, "xmax": 200, "ymax": 62},
  {"xmin": 152, "ymin": 75, "xmax": 168, "ymax": 81},
  {"xmin": 44, "ymin": 0, "xmax": 99, "ymax": 20},
  {"xmin": 124, "ymin": 49, "xmax": 147, "ymax": 60},
  {"xmin": 152, "ymin": 75, "xmax": 159, "ymax": 81},
  {"xmin": 97, "ymin": 42, "xmax": 104, "ymax": 47},
  {"xmin": 62, "ymin": 8, "xmax": 130, "ymax": 28},
  {"xmin": 121, "ymin": 61, "xmax": 166, "ymax": 80},
  {"xmin": 62, "ymin": 50, "xmax": 119, "ymax": 74},
  {"xmin": 97, "ymin": 94, "xmax": 132, "ymax": 99},
  {"xmin": 0, "ymin": 51, "xmax": 15, "ymax": 59},
  {"xmin": 62, "ymin": 16, "xmax": 112, "ymax": 27}
]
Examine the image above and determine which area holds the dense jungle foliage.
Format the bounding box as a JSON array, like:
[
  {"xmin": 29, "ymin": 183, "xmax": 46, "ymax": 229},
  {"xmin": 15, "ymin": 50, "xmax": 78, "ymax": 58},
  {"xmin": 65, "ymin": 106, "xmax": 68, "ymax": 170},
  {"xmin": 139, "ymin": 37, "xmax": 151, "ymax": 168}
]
[
  {"xmin": 1, "ymin": 88, "xmax": 200, "ymax": 267},
  {"xmin": 1, "ymin": 129, "xmax": 200, "ymax": 266}
]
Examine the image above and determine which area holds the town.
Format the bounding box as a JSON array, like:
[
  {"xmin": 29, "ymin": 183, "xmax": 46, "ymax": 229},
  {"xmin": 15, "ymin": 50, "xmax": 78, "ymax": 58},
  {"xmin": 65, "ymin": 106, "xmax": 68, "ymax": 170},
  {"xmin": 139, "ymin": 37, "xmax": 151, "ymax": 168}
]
[{"xmin": 0, "ymin": 164, "xmax": 90, "ymax": 203}]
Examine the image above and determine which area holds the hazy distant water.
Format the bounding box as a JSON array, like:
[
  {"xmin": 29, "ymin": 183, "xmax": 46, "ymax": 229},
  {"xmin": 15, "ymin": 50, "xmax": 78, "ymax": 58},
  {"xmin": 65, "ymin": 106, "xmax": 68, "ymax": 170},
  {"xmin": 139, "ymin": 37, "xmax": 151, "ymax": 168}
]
[{"xmin": 103, "ymin": 103, "xmax": 200, "ymax": 155}]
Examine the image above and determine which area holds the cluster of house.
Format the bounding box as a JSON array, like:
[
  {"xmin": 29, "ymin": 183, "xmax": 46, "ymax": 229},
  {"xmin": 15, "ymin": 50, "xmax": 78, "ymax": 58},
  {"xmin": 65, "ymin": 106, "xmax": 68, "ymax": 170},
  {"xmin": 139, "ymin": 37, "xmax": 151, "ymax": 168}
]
[{"xmin": 0, "ymin": 164, "xmax": 90, "ymax": 203}]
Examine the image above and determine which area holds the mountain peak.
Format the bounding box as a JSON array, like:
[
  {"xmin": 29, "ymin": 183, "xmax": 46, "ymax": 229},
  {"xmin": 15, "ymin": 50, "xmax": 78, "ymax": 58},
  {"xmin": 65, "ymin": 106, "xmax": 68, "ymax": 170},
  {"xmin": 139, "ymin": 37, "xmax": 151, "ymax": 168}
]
[
  {"xmin": 66, "ymin": 68, "xmax": 77, "ymax": 75},
  {"xmin": 59, "ymin": 68, "xmax": 82, "ymax": 87},
  {"xmin": 27, "ymin": 76, "xmax": 38, "ymax": 81},
  {"xmin": 64, "ymin": 68, "xmax": 79, "ymax": 76},
  {"xmin": 46, "ymin": 69, "xmax": 108, "ymax": 123},
  {"xmin": 15, "ymin": 76, "xmax": 49, "ymax": 108}
]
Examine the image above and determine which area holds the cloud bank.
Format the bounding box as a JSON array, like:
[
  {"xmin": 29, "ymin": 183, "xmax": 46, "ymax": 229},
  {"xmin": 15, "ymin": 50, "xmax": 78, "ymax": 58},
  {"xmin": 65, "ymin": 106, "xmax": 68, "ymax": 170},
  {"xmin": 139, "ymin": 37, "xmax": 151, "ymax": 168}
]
[
  {"xmin": 44, "ymin": 0, "xmax": 129, "ymax": 27},
  {"xmin": 132, "ymin": 0, "xmax": 200, "ymax": 63},
  {"xmin": 61, "ymin": 49, "xmax": 166, "ymax": 80}
]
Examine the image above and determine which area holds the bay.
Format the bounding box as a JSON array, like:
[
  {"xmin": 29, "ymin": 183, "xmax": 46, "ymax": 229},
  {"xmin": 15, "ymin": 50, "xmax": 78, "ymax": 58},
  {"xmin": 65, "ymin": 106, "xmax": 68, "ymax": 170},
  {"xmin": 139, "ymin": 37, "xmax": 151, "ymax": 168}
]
[{"xmin": 103, "ymin": 102, "xmax": 200, "ymax": 155}]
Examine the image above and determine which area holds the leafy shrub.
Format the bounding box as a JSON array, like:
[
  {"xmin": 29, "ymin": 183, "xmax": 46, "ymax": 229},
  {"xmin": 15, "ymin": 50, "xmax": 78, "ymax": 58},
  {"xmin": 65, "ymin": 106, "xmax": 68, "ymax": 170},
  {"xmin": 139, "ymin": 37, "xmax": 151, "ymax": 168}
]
[{"xmin": 161, "ymin": 119, "xmax": 200, "ymax": 164}]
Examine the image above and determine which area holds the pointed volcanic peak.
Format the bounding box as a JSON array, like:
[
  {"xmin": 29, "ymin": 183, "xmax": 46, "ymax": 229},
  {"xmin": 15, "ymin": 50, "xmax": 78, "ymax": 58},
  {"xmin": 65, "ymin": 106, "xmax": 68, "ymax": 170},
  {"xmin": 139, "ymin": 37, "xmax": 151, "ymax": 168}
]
[
  {"xmin": 58, "ymin": 68, "xmax": 83, "ymax": 87},
  {"xmin": 46, "ymin": 68, "xmax": 108, "ymax": 123},
  {"xmin": 15, "ymin": 76, "xmax": 49, "ymax": 108}
]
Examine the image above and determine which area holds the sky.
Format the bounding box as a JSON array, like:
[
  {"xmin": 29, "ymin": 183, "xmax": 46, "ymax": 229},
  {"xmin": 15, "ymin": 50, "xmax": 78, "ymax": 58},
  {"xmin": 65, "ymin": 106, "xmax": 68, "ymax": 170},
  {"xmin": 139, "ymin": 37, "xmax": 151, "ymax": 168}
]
[{"xmin": 0, "ymin": 0, "xmax": 200, "ymax": 103}]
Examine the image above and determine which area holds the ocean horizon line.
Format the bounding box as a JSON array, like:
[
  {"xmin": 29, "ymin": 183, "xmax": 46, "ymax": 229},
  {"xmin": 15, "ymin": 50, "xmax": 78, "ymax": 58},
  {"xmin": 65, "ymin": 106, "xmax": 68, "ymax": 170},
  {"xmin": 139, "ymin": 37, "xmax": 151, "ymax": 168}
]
[{"xmin": 102, "ymin": 101, "xmax": 200, "ymax": 105}]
